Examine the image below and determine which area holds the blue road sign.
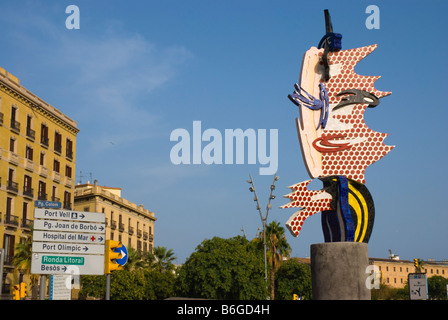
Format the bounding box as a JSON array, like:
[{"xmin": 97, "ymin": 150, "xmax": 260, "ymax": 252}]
[
  {"xmin": 114, "ymin": 244, "xmax": 128, "ymax": 266},
  {"xmin": 34, "ymin": 200, "xmax": 61, "ymax": 209}
]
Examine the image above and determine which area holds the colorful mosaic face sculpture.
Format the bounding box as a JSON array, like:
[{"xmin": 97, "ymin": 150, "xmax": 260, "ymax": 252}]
[{"xmin": 282, "ymin": 10, "xmax": 393, "ymax": 243}]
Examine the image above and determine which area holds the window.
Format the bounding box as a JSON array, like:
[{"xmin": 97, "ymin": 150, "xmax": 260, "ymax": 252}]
[
  {"xmin": 23, "ymin": 175, "xmax": 33, "ymax": 196},
  {"xmin": 63, "ymin": 191, "xmax": 71, "ymax": 209},
  {"xmin": 66, "ymin": 138, "xmax": 73, "ymax": 159},
  {"xmin": 54, "ymin": 132, "xmax": 62, "ymax": 153},
  {"xmin": 40, "ymin": 152, "xmax": 45, "ymax": 166},
  {"xmin": 65, "ymin": 165, "xmax": 72, "ymax": 178},
  {"xmin": 26, "ymin": 115, "xmax": 35, "ymax": 139},
  {"xmin": 52, "ymin": 186, "xmax": 58, "ymax": 201},
  {"xmin": 53, "ymin": 159, "xmax": 60, "ymax": 173},
  {"xmin": 41, "ymin": 123, "xmax": 49, "ymax": 146},
  {"xmin": 26, "ymin": 146, "xmax": 33, "ymax": 161},
  {"xmin": 10, "ymin": 106, "xmax": 20, "ymax": 132},
  {"xmin": 6, "ymin": 197, "xmax": 12, "ymax": 216},
  {"xmin": 38, "ymin": 181, "xmax": 47, "ymax": 200},
  {"xmin": 9, "ymin": 137, "xmax": 15, "ymax": 152},
  {"xmin": 7, "ymin": 168, "xmax": 17, "ymax": 192},
  {"xmin": 22, "ymin": 202, "xmax": 29, "ymax": 223}
]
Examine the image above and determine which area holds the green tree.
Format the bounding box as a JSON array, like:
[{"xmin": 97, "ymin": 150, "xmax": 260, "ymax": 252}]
[
  {"xmin": 144, "ymin": 268, "xmax": 176, "ymax": 299},
  {"xmin": 123, "ymin": 246, "xmax": 145, "ymax": 271},
  {"xmin": 176, "ymin": 236, "xmax": 267, "ymax": 299},
  {"xmin": 274, "ymin": 259, "xmax": 312, "ymax": 300},
  {"xmin": 146, "ymin": 246, "xmax": 176, "ymax": 272},
  {"xmin": 428, "ymin": 275, "xmax": 448, "ymax": 300}
]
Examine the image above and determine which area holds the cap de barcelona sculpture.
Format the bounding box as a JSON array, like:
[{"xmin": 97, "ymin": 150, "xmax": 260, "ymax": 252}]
[{"xmin": 282, "ymin": 10, "xmax": 394, "ymax": 243}]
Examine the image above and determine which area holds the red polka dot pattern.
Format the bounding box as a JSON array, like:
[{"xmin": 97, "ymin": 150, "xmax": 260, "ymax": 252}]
[
  {"xmin": 320, "ymin": 44, "xmax": 394, "ymax": 184},
  {"xmin": 320, "ymin": 104, "xmax": 394, "ymax": 184},
  {"xmin": 325, "ymin": 44, "xmax": 391, "ymax": 103},
  {"xmin": 281, "ymin": 180, "xmax": 332, "ymax": 237}
]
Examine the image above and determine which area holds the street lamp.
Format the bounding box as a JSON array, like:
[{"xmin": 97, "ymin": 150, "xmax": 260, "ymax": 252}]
[{"xmin": 247, "ymin": 172, "xmax": 279, "ymax": 287}]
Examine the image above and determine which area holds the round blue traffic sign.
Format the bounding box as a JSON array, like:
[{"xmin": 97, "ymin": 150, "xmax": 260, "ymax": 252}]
[{"xmin": 114, "ymin": 244, "xmax": 128, "ymax": 266}]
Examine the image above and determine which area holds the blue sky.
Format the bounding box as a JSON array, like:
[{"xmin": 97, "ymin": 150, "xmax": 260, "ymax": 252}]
[{"xmin": 1, "ymin": 1, "xmax": 447, "ymax": 264}]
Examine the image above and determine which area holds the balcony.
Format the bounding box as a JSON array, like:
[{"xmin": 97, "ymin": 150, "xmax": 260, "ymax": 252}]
[
  {"xmin": 54, "ymin": 143, "xmax": 62, "ymax": 154},
  {"xmin": 65, "ymin": 176, "xmax": 73, "ymax": 187},
  {"xmin": 8, "ymin": 152, "xmax": 19, "ymax": 166},
  {"xmin": 4, "ymin": 214, "xmax": 19, "ymax": 227},
  {"xmin": 23, "ymin": 186, "xmax": 34, "ymax": 199},
  {"xmin": 119, "ymin": 223, "xmax": 125, "ymax": 232},
  {"xmin": 41, "ymin": 136, "xmax": 49, "ymax": 148},
  {"xmin": 63, "ymin": 201, "xmax": 71, "ymax": 210},
  {"xmin": 129, "ymin": 226, "xmax": 134, "ymax": 235},
  {"xmin": 66, "ymin": 149, "xmax": 73, "ymax": 160},
  {"xmin": 21, "ymin": 218, "xmax": 32, "ymax": 231},
  {"xmin": 25, "ymin": 159, "xmax": 34, "ymax": 172},
  {"xmin": 110, "ymin": 220, "xmax": 117, "ymax": 230},
  {"xmin": 38, "ymin": 192, "xmax": 47, "ymax": 201},
  {"xmin": 39, "ymin": 166, "xmax": 48, "ymax": 178},
  {"xmin": 53, "ymin": 172, "xmax": 61, "ymax": 183},
  {"xmin": 0, "ymin": 112, "xmax": 3, "ymax": 125},
  {"xmin": 10, "ymin": 120, "xmax": 20, "ymax": 133},
  {"xmin": 26, "ymin": 127, "xmax": 35, "ymax": 141},
  {"xmin": 7, "ymin": 180, "xmax": 19, "ymax": 194}
]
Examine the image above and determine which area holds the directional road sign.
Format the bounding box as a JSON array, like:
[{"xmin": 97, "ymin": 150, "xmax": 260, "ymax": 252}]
[
  {"xmin": 33, "ymin": 230, "xmax": 105, "ymax": 244},
  {"xmin": 34, "ymin": 208, "xmax": 105, "ymax": 223},
  {"xmin": 31, "ymin": 253, "xmax": 105, "ymax": 275},
  {"xmin": 32, "ymin": 208, "xmax": 106, "ymax": 275},
  {"xmin": 114, "ymin": 244, "xmax": 128, "ymax": 266},
  {"xmin": 32, "ymin": 242, "xmax": 105, "ymax": 255},
  {"xmin": 34, "ymin": 219, "xmax": 105, "ymax": 233}
]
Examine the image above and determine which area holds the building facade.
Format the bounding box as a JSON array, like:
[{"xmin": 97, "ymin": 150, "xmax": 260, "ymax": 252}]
[
  {"xmin": 0, "ymin": 67, "xmax": 78, "ymax": 295},
  {"xmin": 74, "ymin": 181, "xmax": 156, "ymax": 255},
  {"xmin": 369, "ymin": 258, "xmax": 448, "ymax": 288},
  {"xmin": 294, "ymin": 256, "xmax": 448, "ymax": 289}
]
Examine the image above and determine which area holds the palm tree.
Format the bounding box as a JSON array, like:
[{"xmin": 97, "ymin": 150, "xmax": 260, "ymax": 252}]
[
  {"xmin": 13, "ymin": 233, "xmax": 39, "ymax": 299},
  {"xmin": 263, "ymin": 221, "xmax": 291, "ymax": 300},
  {"xmin": 145, "ymin": 246, "xmax": 176, "ymax": 273},
  {"xmin": 123, "ymin": 246, "xmax": 146, "ymax": 271}
]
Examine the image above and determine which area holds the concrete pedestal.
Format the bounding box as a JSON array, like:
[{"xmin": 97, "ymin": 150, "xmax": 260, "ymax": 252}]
[{"xmin": 311, "ymin": 242, "xmax": 371, "ymax": 300}]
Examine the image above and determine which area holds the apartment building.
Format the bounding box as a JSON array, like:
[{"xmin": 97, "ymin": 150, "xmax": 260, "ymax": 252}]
[
  {"xmin": 74, "ymin": 181, "xmax": 156, "ymax": 255},
  {"xmin": 0, "ymin": 67, "xmax": 78, "ymax": 294},
  {"xmin": 369, "ymin": 258, "xmax": 448, "ymax": 288}
]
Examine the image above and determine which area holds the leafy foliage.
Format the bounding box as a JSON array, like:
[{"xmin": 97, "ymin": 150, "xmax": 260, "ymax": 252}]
[
  {"xmin": 274, "ymin": 259, "xmax": 312, "ymax": 300},
  {"xmin": 175, "ymin": 236, "xmax": 268, "ymax": 299}
]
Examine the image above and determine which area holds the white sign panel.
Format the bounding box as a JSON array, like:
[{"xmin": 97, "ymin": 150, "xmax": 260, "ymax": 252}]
[
  {"xmin": 32, "ymin": 208, "xmax": 106, "ymax": 276},
  {"xmin": 408, "ymin": 273, "xmax": 428, "ymax": 300},
  {"xmin": 34, "ymin": 208, "xmax": 105, "ymax": 223},
  {"xmin": 33, "ymin": 230, "xmax": 105, "ymax": 244},
  {"xmin": 34, "ymin": 219, "xmax": 105, "ymax": 233},
  {"xmin": 31, "ymin": 253, "xmax": 105, "ymax": 275},
  {"xmin": 32, "ymin": 242, "xmax": 105, "ymax": 255}
]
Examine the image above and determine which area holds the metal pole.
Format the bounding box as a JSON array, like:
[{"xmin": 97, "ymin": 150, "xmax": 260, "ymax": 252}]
[
  {"xmin": 105, "ymin": 274, "xmax": 111, "ymax": 300},
  {"xmin": 247, "ymin": 173, "xmax": 279, "ymax": 287},
  {"xmin": 39, "ymin": 275, "xmax": 46, "ymax": 300}
]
